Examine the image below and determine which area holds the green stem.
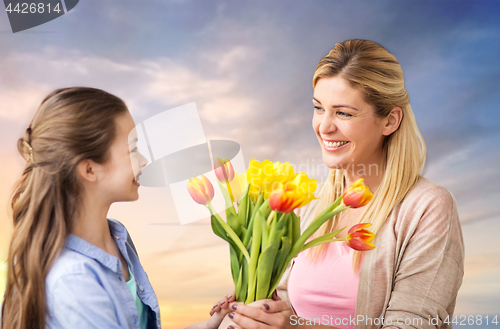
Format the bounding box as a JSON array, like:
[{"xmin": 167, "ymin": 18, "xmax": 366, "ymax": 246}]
[
  {"xmin": 283, "ymin": 205, "xmax": 348, "ymax": 270},
  {"xmin": 266, "ymin": 210, "xmax": 276, "ymax": 226},
  {"xmin": 301, "ymin": 236, "xmax": 346, "ymax": 252}
]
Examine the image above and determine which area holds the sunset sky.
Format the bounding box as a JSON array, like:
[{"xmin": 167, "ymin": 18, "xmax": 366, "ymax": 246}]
[{"xmin": 1, "ymin": 1, "xmax": 499, "ymax": 328}]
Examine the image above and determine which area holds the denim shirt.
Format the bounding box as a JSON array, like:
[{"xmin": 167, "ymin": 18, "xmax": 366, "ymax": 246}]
[{"xmin": 45, "ymin": 219, "xmax": 161, "ymax": 329}]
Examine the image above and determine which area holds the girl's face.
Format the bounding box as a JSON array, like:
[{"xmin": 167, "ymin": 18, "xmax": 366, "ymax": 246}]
[
  {"xmin": 99, "ymin": 112, "xmax": 148, "ymax": 203},
  {"xmin": 312, "ymin": 76, "xmax": 387, "ymax": 171}
]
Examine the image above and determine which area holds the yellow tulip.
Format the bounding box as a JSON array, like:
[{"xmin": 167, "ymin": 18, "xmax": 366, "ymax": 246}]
[
  {"xmin": 229, "ymin": 172, "xmax": 248, "ymax": 203},
  {"xmin": 246, "ymin": 159, "xmax": 297, "ymax": 200}
]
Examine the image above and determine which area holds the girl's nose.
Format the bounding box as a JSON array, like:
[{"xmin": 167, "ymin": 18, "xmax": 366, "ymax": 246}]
[{"xmin": 139, "ymin": 152, "xmax": 148, "ymax": 168}]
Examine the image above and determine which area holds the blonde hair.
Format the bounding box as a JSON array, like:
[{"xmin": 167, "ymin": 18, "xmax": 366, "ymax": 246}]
[
  {"xmin": 308, "ymin": 39, "xmax": 426, "ymax": 272},
  {"xmin": 1, "ymin": 87, "xmax": 128, "ymax": 329}
]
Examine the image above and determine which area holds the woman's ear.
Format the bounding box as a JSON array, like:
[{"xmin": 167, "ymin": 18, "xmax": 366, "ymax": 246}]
[
  {"xmin": 76, "ymin": 159, "xmax": 98, "ymax": 183},
  {"xmin": 382, "ymin": 107, "xmax": 403, "ymax": 136}
]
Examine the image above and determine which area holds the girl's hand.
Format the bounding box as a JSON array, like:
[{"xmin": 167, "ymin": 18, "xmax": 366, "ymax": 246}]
[
  {"xmin": 206, "ymin": 292, "xmax": 235, "ymax": 329},
  {"xmin": 227, "ymin": 299, "xmax": 294, "ymax": 329}
]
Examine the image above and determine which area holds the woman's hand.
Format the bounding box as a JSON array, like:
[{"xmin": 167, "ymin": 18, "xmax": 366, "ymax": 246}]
[
  {"xmin": 205, "ymin": 292, "xmax": 236, "ymax": 329},
  {"xmin": 227, "ymin": 298, "xmax": 294, "ymax": 329}
]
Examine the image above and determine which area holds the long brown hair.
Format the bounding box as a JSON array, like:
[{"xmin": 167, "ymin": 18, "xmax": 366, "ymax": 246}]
[
  {"xmin": 1, "ymin": 87, "xmax": 129, "ymax": 329},
  {"xmin": 308, "ymin": 39, "xmax": 426, "ymax": 272}
]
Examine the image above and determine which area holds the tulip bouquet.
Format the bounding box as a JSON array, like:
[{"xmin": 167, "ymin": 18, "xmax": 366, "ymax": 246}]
[{"xmin": 187, "ymin": 158, "xmax": 375, "ymax": 304}]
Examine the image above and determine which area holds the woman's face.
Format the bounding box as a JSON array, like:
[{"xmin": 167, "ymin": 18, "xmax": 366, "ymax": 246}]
[
  {"xmin": 99, "ymin": 112, "xmax": 148, "ymax": 203},
  {"xmin": 312, "ymin": 76, "xmax": 387, "ymax": 172}
]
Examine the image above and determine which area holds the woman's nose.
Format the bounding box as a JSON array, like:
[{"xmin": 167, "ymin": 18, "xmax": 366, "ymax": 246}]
[{"xmin": 318, "ymin": 115, "xmax": 337, "ymax": 135}]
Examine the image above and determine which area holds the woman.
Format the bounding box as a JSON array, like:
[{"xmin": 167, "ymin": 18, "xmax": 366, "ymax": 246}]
[
  {"xmin": 1, "ymin": 87, "xmax": 232, "ymax": 329},
  {"xmin": 222, "ymin": 39, "xmax": 465, "ymax": 329}
]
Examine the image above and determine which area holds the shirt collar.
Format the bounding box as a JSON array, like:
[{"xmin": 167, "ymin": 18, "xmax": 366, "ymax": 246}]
[{"xmin": 64, "ymin": 218, "xmax": 128, "ymax": 275}]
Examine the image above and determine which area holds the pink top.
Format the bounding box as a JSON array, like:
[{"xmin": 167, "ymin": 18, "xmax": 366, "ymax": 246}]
[{"xmin": 287, "ymin": 241, "xmax": 364, "ymax": 329}]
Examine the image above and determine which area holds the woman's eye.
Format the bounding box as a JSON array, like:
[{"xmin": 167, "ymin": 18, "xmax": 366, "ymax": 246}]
[
  {"xmin": 337, "ymin": 111, "xmax": 352, "ymax": 118},
  {"xmin": 130, "ymin": 147, "xmax": 138, "ymax": 153},
  {"xmin": 313, "ymin": 106, "xmax": 324, "ymax": 112}
]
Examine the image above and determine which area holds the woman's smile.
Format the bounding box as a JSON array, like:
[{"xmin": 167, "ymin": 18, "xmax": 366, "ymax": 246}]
[{"xmin": 322, "ymin": 139, "xmax": 351, "ymax": 151}]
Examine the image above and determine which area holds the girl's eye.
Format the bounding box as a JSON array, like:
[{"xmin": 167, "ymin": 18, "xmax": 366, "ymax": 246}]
[
  {"xmin": 337, "ymin": 111, "xmax": 352, "ymax": 118},
  {"xmin": 314, "ymin": 106, "xmax": 324, "ymax": 112},
  {"xmin": 130, "ymin": 147, "xmax": 138, "ymax": 153}
]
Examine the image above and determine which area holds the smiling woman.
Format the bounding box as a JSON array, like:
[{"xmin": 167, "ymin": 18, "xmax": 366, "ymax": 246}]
[{"xmin": 225, "ymin": 39, "xmax": 465, "ymax": 329}]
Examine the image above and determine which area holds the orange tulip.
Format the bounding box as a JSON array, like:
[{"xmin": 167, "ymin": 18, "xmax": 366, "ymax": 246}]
[
  {"xmin": 342, "ymin": 179, "xmax": 373, "ymax": 208},
  {"xmin": 187, "ymin": 175, "xmax": 215, "ymax": 205},
  {"xmin": 269, "ymin": 185, "xmax": 300, "ymax": 213},
  {"xmin": 345, "ymin": 223, "xmax": 375, "ymax": 251},
  {"xmin": 269, "ymin": 175, "xmax": 317, "ymax": 213}
]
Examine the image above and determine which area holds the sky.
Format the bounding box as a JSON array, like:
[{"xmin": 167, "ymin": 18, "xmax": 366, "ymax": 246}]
[{"xmin": 0, "ymin": 1, "xmax": 499, "ymax": 328}]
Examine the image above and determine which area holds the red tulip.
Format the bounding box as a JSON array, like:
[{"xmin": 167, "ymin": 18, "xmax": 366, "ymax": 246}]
[
  {"xmin": 187, "ymin": 175, "xmax": 215, "ymax": 205},
  {"xmin": 214, "ymin": 158, "xmax": 235, "ymax": 183},
  {"xmin": 345, "ymin": 223, "xmax": 375, "ymax": 251},
  {"xmin": 342, "ymin": 179, "xmax": 373, "ymax": 208}
]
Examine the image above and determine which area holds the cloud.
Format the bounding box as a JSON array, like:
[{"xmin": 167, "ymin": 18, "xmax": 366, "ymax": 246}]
[
  {"xmin": 424, "ymin": 131, "xmax": 500, "ymax": 223},
  {"xmin": 455, "ymin": 217, "xmax": 500, "ymax": 315},
  {"xmin": 145, "ymin": 58, "xmax": 233, "ymax": 104},
  {"xmin": 0, "ymin": 43, "xmax": 262, "ymax": 129},
  {"xmin": 1, "ymin": 2, "xmax": 499, "ymax": 321},
  {"xmin": 0, "ymin": 84, "xmax": 52, "ymax": 122}
]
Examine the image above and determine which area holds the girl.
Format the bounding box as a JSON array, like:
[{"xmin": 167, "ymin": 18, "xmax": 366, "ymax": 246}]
[
  {"xmin": 222, "ymin": 40, "xmax": 465, "ymax": 329},
  {"xmin": 1, "ymin": 87, "xmax": 232, "ymax": 329}
]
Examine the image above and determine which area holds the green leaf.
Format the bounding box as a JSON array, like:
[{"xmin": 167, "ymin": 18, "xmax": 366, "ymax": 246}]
[
  {"xmin": 227, "ymin": 205, "xmax": 242, "ymax": 238},
  {"xmin": 246, "ymin": 210, "xmax": 262, "ymax": 303},
  {"xmin": 258, "ymin": 198, "xmax": 272, "ymax": 221},
  {"xmin": 229, "ymin": 245, "xmax": 240, "ymax": 286},
  {"xmin": 212, "ymin": 214, "xmax": 241, "ymax": 261},
  {"xmin": 269, "ymin": 214, "xmax": 287, "ymax": 242},
  {"xmin": 235, "ymin": 264, "xmax": 243, "ymax": 301},
  {"xmin": 271, "ymin": 236, "xmax": 291, "ymax": 288},
  {"xmin": 290, "ymin": 211, "xmax": 301, "ymax": 247},
  {"xmin": 208, "ymin": 205, "xmax": 251, "ymax": 263},
  {"xmin": 236, "ymin": 258, "xmax": 248, "ymax": 302},
  {"xmin": 243, "ymin": 215, "xmax": 255, "ymax": 249},
  {"xmin": 218, "ymin": 180, "xmax": 242, "ymax": 238},
  {"xmin": 259, "ymin": 211, "xmax": 269, "ymax": 251},
  {"xmin": 256, "ymin": 238, "xmax": 281, "ymax": 300},
  {"xmin": 243, "ymin": 196, "xmax": 266, "ymax": 248},
  {"xmin": 211, "ymin": 214, "xmax": 229, "ymax": 242},
  {"xmin": 237, "ymin": 187, "xmax": 250, "ymax": 229}
]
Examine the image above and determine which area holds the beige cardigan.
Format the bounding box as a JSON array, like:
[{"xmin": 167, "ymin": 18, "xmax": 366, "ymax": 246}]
[{"xmin": 277, "ymin": 177, "xmax": 465, "ymax": 329}]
